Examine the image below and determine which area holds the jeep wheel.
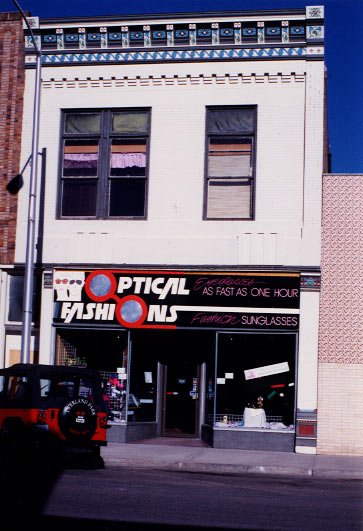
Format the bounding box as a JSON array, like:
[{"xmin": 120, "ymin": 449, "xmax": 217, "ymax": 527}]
[{"xmin": 58, "ymin": 397, "xmax": 98, "ymax": 440}]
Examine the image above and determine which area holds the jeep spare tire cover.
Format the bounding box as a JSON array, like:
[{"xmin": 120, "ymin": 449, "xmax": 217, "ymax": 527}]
[{"xmin": 59, "ymin": 397, "xmax": 98, "ymax": 440}]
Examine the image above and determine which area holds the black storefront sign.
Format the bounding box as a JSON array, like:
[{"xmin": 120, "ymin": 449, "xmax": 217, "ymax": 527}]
[{"xmin": 53, "ymin": 270, "xmax": 300, "ymax": 330}]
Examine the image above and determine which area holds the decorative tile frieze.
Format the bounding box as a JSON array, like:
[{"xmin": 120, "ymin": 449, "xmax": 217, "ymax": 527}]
[
  {"xmin": 25, "ymin": 16, "xmax": 39, "ymax": 29},
  {"xmin": 198, "ymin": 28, "xmax": 212, "ymax": 38},
  {"xmin": 257, "ymin": 22, "xmax": 265, "ymax": 44},
  {"xmin": 266, "ymin": 27, "xmax": 281, "ymax": 36},
  {"xmin": 243, "ymin": 27, "xmax": 256, "ymax": 37},
  {"xmin": 78, "ymin": 28, "xmax": 86, "ymax": 49},
  {"xmin": 220, "ymin": 28, "xmax": 234, "ymax": 38},
  {"xmin": 282, "ymin": 22, "xmax": 289, "ymax": 43},
  {"xmin": 306, "ymin": 5, "xmax": 324, "ymax": 19},
  {"xmin": 233, "ymin": 23, "xmax": 241, "ymax": 45},
  {"xmin": 25, "ymin": 34, "xmax": 41, "ymax": 49},
  {"xmin": 108, "ymin": 32, "xmax": 122, "ymax": 42},
  {"xmin": 65, "ymin": 33, "xmax": 79, "ymax": 43},
  {"xmin": 307, "ymin": 25, "xmax": 324, "ymax": 39},
  {"xmin": 56, "ymin": 28, "xmax": 64, "ymax": 49},
  {"xmin": 301, "ymin": 275, "xmax": 321, "ymax": 291},
  {"xmin": 290, "ymin": 26, "xmax": 305, "ymax": 36},
  {"xmin": 152, "ymin": 30, "xmax": 166, "ymax": 40},
  {"xmin": 87, "ymin": 33, "xmax": 101, "ymax": 42},
  {"xmin": 189, "ymin": 24, "xmax": 196, "ymax": 45},
  {"xmin": 296, "ymin": 409, "xmax": 317, "ymax": 445},
  {"xmin": 167, "ymin": 25, "xmax": 174, "ymax": 46},
  {"xmin": 121, "ymin": 27, "xmax": 129, "ymax": 48},
  {"xmin": 144, "ymin": 27, "xmax": 151, "ymax": 47},
  {"xmin": 38, "ymin": 46, "xmax": 307, "ymax": 67},
  {"xmin": 306, "ymin": 46, "xmax": 324, "ymax": 56},
  {"xmin": 100, "ymin": 27, "xmax": 108, "ymax": 48},
  {"xmin": 25, "ymin": 54, "xmax": 37, "ymax": 64},
  {"xmin": 29, "ymin": 14, "xmax": 320, "ymax": 55},
  {"xmin": 212, "ymin": 24, "xmax": 219, "ymax": 45},
  {"xmin": 175, "ymin": 29, "xmax": 188, "ymax": 40},
  {"xmin": 130, "ymin": 30, "xmax": 144, "ymax": 41},
  {"xmin": 43, "ymin": 34, "xmax": 57, "ymax": 44}
]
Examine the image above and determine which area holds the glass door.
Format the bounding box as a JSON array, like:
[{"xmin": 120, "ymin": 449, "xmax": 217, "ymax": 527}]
[{"xmin": 163, "ymin": 360, "xmax": 200, "ymax": 437}]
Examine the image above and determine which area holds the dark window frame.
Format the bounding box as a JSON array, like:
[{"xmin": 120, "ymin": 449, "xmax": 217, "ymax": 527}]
[
  {"xmin": 203, "ymin": 105, "xmax": 257, "ymax": 221},
  {"xmin": 57, "ymin": 107, "xmax": 151, "ymax": 220}
]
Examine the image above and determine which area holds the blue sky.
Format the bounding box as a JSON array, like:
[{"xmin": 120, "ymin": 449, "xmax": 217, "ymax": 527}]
[{"xmin": 3, "ymin": 0, "xmax": 362, "ymax": 173}]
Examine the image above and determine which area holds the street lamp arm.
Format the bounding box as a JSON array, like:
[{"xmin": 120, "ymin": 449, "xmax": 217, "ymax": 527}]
[{"xmin": 12, "ymin": 0, "xmax": 41, "ymax": 56}]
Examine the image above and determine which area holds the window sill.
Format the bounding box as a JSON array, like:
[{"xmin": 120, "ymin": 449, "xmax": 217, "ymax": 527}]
[{"xmin": 214, "ymin": 426, "xmax": 295, "ymax": 434}]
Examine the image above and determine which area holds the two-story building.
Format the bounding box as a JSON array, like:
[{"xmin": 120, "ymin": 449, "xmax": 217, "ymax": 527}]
[{"xmin": 2, "ymin": 6, "xmax": 328, "ymax": 452}]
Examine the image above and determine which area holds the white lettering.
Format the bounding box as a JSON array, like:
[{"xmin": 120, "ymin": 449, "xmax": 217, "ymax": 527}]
[
  {"xmin": 108, "ymin": 304, "xmax": 116, "ymax": 320},
  {"xmin": 83, "ymin": 303, "xmax": 95, "ymax": 320},
  {"xmin": 114, "ymin": 276, "xmax": 190, "ymax": 300},
  {"xmin": 177, "ymin": 277, "xmax": 190, "ymax": 295},
  {"xmin": 95, "ymin": 303, "xmax": 110, "ymax": 320},
  {"xmin": 133, "ymin": 277, "xmax": 146, "ymax": 293},
  {"xmin": 63, "ymin": 303, "xmax": 84, "ymax": 323},
  {"xmin": 159, "ymin": 278, "xmax": 178, "ymax": 300},
  {"xmin": 166, "ymin": 306, "xmax": 178, "ymax": 322},
  {"xmin": 61, "ymin": 302, "xmax": 72, "ymax": 321},
  {"xmin": 151, "ymin": 277, "xmax": 165, "ymax": 295},
  {"xmin": 148, "ymin": 305, "xmax": 168, "ymax": 322},
  {"xmin": 144, "ymin": 277, "xmax": 152, "ymax": 294},
  {"xmin": 117, "ymin": 277, "xmax": 133, "ymax": 293}
]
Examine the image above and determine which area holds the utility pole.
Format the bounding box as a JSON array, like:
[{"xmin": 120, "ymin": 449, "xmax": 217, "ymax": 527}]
[{"xmin": 13, "ymin": 0, "xmax": 42, "ymax": 364}]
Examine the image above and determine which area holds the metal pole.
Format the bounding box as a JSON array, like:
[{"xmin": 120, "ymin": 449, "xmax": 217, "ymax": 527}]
[{"xmin": 13, "ymin": 0, "xmax": 42, "ymax": 364}]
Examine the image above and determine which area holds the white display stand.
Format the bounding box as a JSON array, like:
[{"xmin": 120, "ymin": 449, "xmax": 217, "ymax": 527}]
[{"xmin": 243, "ymin": 407, "xmax": 267, "ymax": 428}]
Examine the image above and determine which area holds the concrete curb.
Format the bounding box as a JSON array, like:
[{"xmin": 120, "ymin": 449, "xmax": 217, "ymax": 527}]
[{"xmin": 102, "ymin": 457, "xmax": 363, "ymax": 480}]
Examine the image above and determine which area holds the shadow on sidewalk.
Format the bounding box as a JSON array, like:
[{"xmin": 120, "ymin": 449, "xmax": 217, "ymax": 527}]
[
  {"xmin": 34, "ymin": 515, "xmax": 268, "ymax": 530},
  {"xmin": 0, "ymin": 435, "xmax": 103, "ymax": 522}
]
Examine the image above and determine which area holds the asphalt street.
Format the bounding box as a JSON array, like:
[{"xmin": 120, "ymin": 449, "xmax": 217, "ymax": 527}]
[{"xmin": 35, "ymin": 466, "xmax": 363, "ymax": 531}]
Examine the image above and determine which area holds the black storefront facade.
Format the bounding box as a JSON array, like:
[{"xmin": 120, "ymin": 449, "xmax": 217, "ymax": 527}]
[{"xmin": 53, "ymin": 269, "xmax": 300, "ymax": 451}]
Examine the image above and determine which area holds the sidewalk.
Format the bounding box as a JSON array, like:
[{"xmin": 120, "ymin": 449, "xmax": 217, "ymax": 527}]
[{"xmin": 101, "ymin": 439, "xmax": 363, "ymax": 480}]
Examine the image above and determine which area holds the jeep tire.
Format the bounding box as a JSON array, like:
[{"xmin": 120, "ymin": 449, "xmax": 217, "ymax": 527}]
[{"xmin": 59, "ymin": 397, "xmax": 98, "ymax": 440}]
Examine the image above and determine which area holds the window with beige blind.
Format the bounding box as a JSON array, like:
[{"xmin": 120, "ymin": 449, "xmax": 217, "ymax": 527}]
[
  {"xmin": 204, "ymin": 107, "xmax": 256, "ymax": 219},
  {"xmin": 58, "ymin": 109, "xmax": 150, "ymax": 218}
]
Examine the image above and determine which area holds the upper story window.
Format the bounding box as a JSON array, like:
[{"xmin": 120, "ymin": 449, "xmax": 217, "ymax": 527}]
[
  {"xmin": 204, "ymin": 106, "xmax": 256, "ymax": 220},
  {"xmin": 58, "ymin": 109, "xmax": 151, "ymax": 219}
]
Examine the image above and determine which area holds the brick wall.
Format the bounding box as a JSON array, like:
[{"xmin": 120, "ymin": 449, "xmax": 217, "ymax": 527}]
[
  {"xmin": 0, "ymin": 12, "xmax": 25, "ymax": 265},
  {"xmin": 318, "ymin": 364, "xmax": 363, "ymax": 455},
  {"xmin": 317, "ymin": 174, "xmax": 363, "ymax": 455}
]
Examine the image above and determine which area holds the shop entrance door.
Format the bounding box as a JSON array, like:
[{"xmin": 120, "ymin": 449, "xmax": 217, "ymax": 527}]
[{"xmin": 163, "ymin": 361, "xmax": 200, "ymax": 437}]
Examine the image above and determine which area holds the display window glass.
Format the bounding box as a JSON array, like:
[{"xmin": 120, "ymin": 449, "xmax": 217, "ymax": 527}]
[
  {"xmin": 55, "ymin": 329, "xmax": 129, "ymax": 423},
  {"xmin": 214, "ymin": 333, "xmax": 296, "ymax": 431}
]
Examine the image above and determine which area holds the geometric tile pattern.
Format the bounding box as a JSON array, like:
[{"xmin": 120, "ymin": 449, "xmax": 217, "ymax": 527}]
[
  {"xmin": 301, "ymin": 275, "xmax": 321, "ymax": 291},
  {"xmin": 33, "ymin": 18, "xmax": 314, "ymax": 51},
  {"xmin": 319, "ymin": 175, "xmax": 363, "ymax": 364},
  {"xmin": 36, "ymin": 47, "xmax": 307, "ymax": 67},
  {"xmin": 296, "ymin": 409, "xmax": 317, "ymax": 447}
]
